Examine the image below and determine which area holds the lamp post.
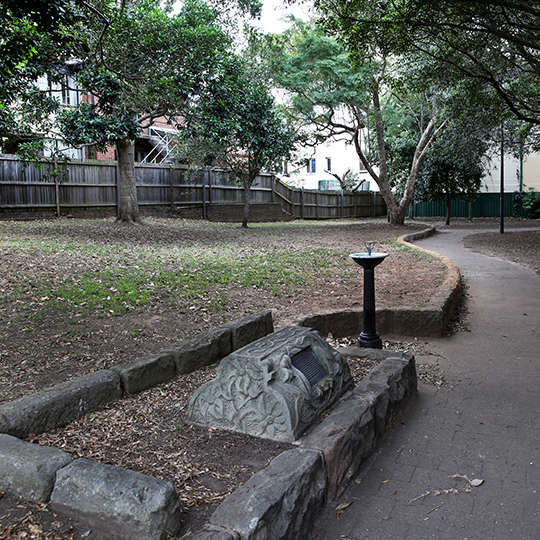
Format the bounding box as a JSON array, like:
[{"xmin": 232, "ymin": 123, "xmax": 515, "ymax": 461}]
[{"xmin": 350, "ymin": 241, "xmax": 388, "ymax": 349}]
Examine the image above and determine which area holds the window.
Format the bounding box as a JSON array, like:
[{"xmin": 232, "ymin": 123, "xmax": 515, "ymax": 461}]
[
  {"xmin": 307, "ymin": 158, "xmax": 317, "ymax": 174},
  {"xmin": 326, "ymin": 157, "xmax": 331, "ymax": 171}
]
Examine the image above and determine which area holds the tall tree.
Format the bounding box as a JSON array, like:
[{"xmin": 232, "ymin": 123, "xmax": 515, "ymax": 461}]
[
  {"xmin": 257, "ymin": 20, "xmax": 446, "ymax": 224},
  {"xmin": 56, "ymin": 0, "xmax": 235, "ymax": 224},
  {"xmin": 2, "ymin": 0, "xmax": 262, "ymax": 224},
  {"xmin": 178, "ymin": 58, "xmax": 296, "ymax": 227},
  {"xmin": 314, "ymin": 0, "xmax": 540, "ymax": 125},
  {"xmin": 0, "ymin": 0, "xmax": 80, "ymax": 151}
]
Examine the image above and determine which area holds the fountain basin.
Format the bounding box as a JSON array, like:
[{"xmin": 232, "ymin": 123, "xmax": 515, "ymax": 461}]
[{"xmin": 349, "ymin": 252, "xmax": 388, "ymax": 270}]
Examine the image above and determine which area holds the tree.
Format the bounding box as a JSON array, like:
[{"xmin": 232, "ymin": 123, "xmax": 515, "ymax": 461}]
[
  {"xmin": 54, "ymin": 0, "xmax": 236, "ymax": 224},
  {"xmin": 0, "ymin": 0, "xmax": 80, "ymax": 152},
  {"xmin": 2, "ymin": 0, "xmax": 262, "ymax": 224},
  {"xmin": 256, "ymin": 20, "xmax": 446, "ymax": 224},
  {"xmin": 416, "ymin": 152, "xmax": 484, "ymax": 225},
  {"xmin": 177, "ymin": 58, "xmax": 296, "ymax": 228},
  {"xmin": 314, "ymin": 0, "xmax": 540, "ymax": 125}
]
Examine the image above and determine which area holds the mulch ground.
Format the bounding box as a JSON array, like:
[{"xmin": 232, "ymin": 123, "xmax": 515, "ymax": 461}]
[{"xmin": 0, "ymin": 216, "xmax": 538, "ymax": 539}]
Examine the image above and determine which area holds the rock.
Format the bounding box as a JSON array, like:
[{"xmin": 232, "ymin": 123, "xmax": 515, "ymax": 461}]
[
  {"xmin": 111, "ymin": 353, "xmax": 175, "ymax": 394},
  {"xmin": 222, "ymin": 310, "xmax": 274, "ymax": 350},
  {"xmin": 161, "ymin": 327, "xmax": 232, "ymax": 374},
  {"xmin": 301, "ymin": 351, "xmax": 417, "ymax": 500},
  {"xmin": 210, "ymin": 449, "xmax": 326, "ymax": 540},
  {"xmin": 0, "ymin": 434, "xmax": 73, "ymax": 502},
  {"xmin": 0, "ymin": 370, "xmax": 122, "ymax": 438},
  {"xmin": 51, "ymin": 459, "xmax": 182, "ymax": 540},
  {"xmin": 186, "ymin": 327, "xmax": 353, "ymax": 443},
  {"xmin": 300, "ymin": 396, "xmax": 375, "ymax": 500},
  {"xmin": 354, "ymin": 355, "xmax": 417, "ymax": 434}
]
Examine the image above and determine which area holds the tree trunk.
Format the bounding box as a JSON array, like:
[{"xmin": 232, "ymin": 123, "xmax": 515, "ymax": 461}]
[
  {"xmin": 116, "ymin": 138, "xmax": 143, "ymax": 225},
  {"xmin": 242, "ymin": 179, "xmax": 251, "ymax": 228},
  {"xmin": 364, "ymin": 82, "xmax": 446, "ymax": 226}
]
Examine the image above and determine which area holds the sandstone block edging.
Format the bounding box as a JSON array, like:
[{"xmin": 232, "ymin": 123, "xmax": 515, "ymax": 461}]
[
  {"xmin": 208, "ymin": 448, "xmax": 327, "ymax": 540},
  {"xmin": 300, "ymin": 349, "xmax": 416, "ymax": 501},
  {"xmin": 0, "ymin": 434, "xmax": 73, "ymax": 502},
  {"xmin": 0, "ymin": 369, "xmax": 122, "ymax": 439},
  {"xmin": 111, "ymin": 352, "xmax": 175, "ymax": 394},
  {"xmin": 0, "ymin": 312, "xmax": 417, "ymax": 540},
  {"xmin": 285, "ymin": 225, "xmax": 461, "ymax": 338},
  {"xmin": 50, "ymin": 458, "xmax": 182, "ymax": 540},
  {"xmin": 397, "ymin": 226, "xmax": 462, "ymax": 333},
  {"xmin": 159, "ymin": 310, "xmax": 273, "ymax": 376}
]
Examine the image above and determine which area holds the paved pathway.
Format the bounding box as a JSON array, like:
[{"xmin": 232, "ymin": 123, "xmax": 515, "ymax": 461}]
[{"xmin": 311, "ymin": 227, "xmax": 540, "ymax": 540}]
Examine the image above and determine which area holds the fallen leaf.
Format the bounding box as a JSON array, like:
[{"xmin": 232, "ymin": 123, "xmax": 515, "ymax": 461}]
[
  {"xmin": 335, "ymin": 501, "xmax": 353, "ymax": 511},
  {"xmin": 470, "ymin": 478, "xmax": 484, "ymax": 487}
]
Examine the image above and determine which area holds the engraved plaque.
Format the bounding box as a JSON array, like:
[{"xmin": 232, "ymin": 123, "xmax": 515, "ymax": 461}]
[{"xmin": 292, "ymin": 347, "xmax": 328, "ymax": 387}]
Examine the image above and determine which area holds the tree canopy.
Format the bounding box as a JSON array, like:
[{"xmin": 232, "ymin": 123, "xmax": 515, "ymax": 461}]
[
  {"xmin": 0, "ymin": 0, "xmax": 81, "ymax": 147},
  {"xmin": 177, "ymin": 58, "xmax": 296, "ymax": 227},
  {"xmin": 1, "ymin": 0, "xmax": 265, "ymax": 224},
  {"xmin": 256, "ymin": 19, "xmax": 448, "ymax": 224},
  {"xmin": 314, "ymin": 0, "xmax": 540, "ymax": 125}
]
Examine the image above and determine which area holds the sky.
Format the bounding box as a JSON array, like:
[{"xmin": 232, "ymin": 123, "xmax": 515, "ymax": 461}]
[{"xmin": 252, "ymin": 0, "xmax": 313, "ymax": 33}]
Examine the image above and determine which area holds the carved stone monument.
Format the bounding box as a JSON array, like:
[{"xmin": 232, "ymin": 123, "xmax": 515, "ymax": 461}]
[{"xmin": 186, "ymin": 326, "xmax": 353, "ymax": 442}]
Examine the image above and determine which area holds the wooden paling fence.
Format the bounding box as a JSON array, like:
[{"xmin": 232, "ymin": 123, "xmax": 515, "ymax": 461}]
[{"xmin": 0, "ymin": 156, "xmax": 386, "ymax": 220}]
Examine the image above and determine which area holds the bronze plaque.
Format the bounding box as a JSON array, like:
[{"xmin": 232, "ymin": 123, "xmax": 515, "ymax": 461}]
[{"xmin": 292, "ymin": 347, "xmax": 328, "ymax": 387}]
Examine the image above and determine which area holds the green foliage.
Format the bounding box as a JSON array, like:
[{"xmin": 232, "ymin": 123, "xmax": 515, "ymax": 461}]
[
  {"xmin": 522, "ymin": 189, "xmax": 540, "ymax": 219},
  {"xmin": 179, "ymin": 56, "xmax": 296, "ymax": 182},
  {"xmin": 178, "ymin": 55, "xmax": 296, "ymax": 226},
  {"xmin": 252, "ymin": 19, "xmax": 451, "ymax": 224},
  {"xmin": 314, "ymin": 0, "xmax": 540, "ymax": 125},
  {"xmin": 56, "ymin": 0, "xmax": 233, "ymax": 150},
  {"xmin": 0, "ymin": 0, "xmax": 79, "ymax": 107}
]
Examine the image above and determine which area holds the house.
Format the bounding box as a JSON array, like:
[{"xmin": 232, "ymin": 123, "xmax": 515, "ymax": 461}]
[
  {"xmin": 483, "ymin": 152, "xmax": 540, "ymax": 194},
  {"xmin": 280, "ymin": 133, "xmax": 375, "ymax": 191},
  {"xmin": 1, "ymin": 70, "xmax": 179, "ymax": 165}
]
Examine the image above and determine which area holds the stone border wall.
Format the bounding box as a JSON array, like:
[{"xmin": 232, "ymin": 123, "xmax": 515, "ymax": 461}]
[
  {"xmin": 0, "ymin": 310, "xmax": 274, "ymax": 540},
  {"xmin": 0, "ymin": 225, "xmax": 457, "ymax": 540},
  {"xmin": 192, "ymin": 349, "xmax": 417, "ymax": 540},
  {"xmin": 288, "ymin": 225, "xmax": 462, "ymax": 338}
]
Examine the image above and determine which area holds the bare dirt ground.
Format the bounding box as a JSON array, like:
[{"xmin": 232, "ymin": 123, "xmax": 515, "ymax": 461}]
[{"xmin": 0, "ymin": 216, "xmax": 538, "ymax": 539}]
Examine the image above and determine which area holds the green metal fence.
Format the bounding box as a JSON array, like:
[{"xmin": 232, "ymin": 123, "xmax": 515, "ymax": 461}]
[{"xmin": 408, "ymin": 192, "xmax": 527, "ymax": 218}]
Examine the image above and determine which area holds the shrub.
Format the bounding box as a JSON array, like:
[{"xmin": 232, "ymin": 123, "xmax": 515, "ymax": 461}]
[{"xmin": 522, "ymin": 188, "xmax": 540, "ymax": 218}]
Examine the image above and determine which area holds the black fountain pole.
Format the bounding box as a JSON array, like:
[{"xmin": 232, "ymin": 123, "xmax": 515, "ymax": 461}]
[{"xmin": 350, "ymin": 241, "xmax": 388, "ymax": 349}]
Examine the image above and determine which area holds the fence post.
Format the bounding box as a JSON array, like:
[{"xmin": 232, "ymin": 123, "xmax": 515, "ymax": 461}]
[
  {"xmin": 301, "ymin": 187, "xmax": 304, "ymax": 220},
  {"xmin": 115, "ymin": 162, "xmax": 119, "ymax": 217},
  {"xmin": 202, "ymin": 170, "xmax": 207, "ymax": 220},
  {"xmin": 341, "ymin": 190, "xmax": 344, "ymax": 218},
  {"xmin": 169, "ymin": 166, "xmax": 174, "ymax": 210},
  {"xmin": 54, "ymin": 159, "xmax": 60, "ymax": 218}
]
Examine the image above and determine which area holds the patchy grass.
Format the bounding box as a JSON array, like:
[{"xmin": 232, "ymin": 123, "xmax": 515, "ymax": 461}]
[{"xmin": 0, "ymin": 219, "xmax": 350, "ymax": 320}]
